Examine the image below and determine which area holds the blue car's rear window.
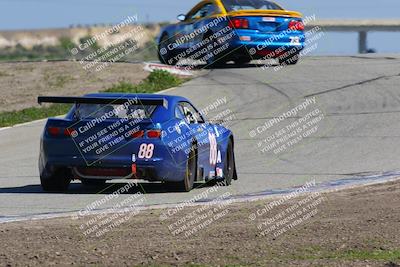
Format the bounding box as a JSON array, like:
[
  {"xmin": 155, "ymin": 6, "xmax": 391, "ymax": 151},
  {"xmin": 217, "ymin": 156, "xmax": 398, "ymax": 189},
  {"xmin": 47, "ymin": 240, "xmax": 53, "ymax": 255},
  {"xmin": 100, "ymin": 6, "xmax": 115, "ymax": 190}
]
[
  {"xmin": 222, "ymin": 0, "xmax": 283, "ymax": 11},
  {"xmin": 75, "ymin": 104, "xmax": 157, "ymax": 120}
]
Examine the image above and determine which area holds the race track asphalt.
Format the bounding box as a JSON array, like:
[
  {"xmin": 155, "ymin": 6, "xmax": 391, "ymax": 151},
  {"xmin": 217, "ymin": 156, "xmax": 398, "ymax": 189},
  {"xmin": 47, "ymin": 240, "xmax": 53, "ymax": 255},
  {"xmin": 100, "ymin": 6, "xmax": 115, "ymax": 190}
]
[{"xmin": 1, "ymin": 55, "xmax": 399, "ymax": 219}]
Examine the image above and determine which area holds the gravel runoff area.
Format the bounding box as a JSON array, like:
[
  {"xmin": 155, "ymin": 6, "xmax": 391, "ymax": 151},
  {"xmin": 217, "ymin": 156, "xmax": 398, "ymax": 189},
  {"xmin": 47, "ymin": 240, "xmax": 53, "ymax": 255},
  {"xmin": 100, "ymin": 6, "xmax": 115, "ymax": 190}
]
[
  {"xmin": 0, "ymin": 61, "xmax": 149, "ymax": 112},
  {"xmin": 0, "ymin": 180, "xmax": 400, "ymax": 267}
]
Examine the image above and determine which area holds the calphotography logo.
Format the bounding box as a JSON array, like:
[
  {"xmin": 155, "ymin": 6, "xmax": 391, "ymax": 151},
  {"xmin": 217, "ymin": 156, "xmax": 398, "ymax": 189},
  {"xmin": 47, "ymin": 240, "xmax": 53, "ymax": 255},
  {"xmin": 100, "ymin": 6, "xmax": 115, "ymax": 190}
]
[
  {"xmin": 248, "ymin": 97, "xmax": 331, "ymax": 157},
  {"xmin": 248, "ymin": 180, "xmax": 326, "ymax": 238},
  {"xmin": 159, "ymin": 182, "xmax": 234, "ymax": 238},
  {"xmin": 2, "ymin": 0, "xmax": 400, "ymax": 266},
  {"xmin": 68, "ymin": 14, "xmax": 148, "ymax": 72},
  {"xmin": 72, "ymin": 182, "xmax": 144, "ymax": 237},
  {"xmin": 66, "ymin": 96, "xmax": 149, "ymax": 166}
]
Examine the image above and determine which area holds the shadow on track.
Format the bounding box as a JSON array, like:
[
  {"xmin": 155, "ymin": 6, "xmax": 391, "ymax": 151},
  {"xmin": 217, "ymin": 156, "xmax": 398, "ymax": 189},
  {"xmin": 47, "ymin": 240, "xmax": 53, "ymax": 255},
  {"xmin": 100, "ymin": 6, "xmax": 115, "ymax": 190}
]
[
  {"xmin": 177, "ymin": 61, "xmax": 278, "ymax": 70},
  {"xmin": 0, "ymin": 181, "xmax": 218, "ymax": 195}
]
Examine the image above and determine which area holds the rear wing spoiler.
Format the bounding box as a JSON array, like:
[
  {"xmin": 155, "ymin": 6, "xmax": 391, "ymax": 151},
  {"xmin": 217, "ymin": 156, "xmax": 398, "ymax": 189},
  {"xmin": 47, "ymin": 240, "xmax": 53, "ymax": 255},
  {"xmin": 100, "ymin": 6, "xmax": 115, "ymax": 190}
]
[{"xmin": 38, "ymin": 96, "xmax": 168, "ymax": 109}]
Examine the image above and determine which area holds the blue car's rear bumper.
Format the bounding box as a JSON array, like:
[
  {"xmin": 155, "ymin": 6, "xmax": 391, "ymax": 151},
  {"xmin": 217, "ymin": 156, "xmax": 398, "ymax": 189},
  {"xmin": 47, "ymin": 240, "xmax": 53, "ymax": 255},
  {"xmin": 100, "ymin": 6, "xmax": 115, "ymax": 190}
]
[
  {"xmin": 226, "ymin": 29, "xmax": 305, "ymax": 59},
  {"xmin": 39, "ymin": 138, "xmax": 187, "ymax": 182}
]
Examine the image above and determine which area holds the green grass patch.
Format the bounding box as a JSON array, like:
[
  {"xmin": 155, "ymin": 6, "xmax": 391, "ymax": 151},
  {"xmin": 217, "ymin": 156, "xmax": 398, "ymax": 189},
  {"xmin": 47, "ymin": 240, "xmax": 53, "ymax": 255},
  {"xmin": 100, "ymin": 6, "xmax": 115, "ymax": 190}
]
[
  {"xmin": 0, "ymin": 104, "xmax": 72, "ymax": 127},
  {"xmin": 289, "ymin": 247, "xmax": 400, "ymax": 262},
  {"xmin": 0, "ymin": 70, "xmax": 187, "ymax": 127},
  {"xmin": 105, "ymin": 70, "xmax": 185, "ymax": 94},
  {"xmin": 338, "ymin": 249, "xmax": 400, "ymax": 261},
  {"xmin": 0, "ymin": 71, "xmax": 11, "ymax": 77},
  {"xmin": 43, "ymin": 73, "xmax": 75, "ymax": 88}
]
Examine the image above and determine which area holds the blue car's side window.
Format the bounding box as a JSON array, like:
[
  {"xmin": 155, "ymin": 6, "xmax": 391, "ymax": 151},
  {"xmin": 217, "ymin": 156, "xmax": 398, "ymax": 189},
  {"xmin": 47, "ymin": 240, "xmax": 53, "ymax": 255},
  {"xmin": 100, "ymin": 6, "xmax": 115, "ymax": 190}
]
[
  {"xmin": 188, "ymin": 3, "xmax": 220, "ymax": 21},
  {"xmin": 203, "ymin": 3, "xmax": 220, "ymax": 17},
  {"xmin": 181, "ymin": 102, "xmax": 206, "ymax": 124},
  {"xmin": 189, "ymin": 5, "xmax": 207, "ymax": 20},
  {"xmin": 175, "ymin": 105, "xmax": 186, "ymax": 121}
]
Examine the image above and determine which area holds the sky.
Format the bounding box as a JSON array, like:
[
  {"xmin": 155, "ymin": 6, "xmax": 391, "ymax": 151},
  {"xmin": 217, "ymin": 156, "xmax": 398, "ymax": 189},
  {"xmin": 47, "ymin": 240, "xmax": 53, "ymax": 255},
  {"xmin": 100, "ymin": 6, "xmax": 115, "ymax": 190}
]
[
  {"xmin": 1, "ymin": 0, "xmax": 399, "ymax": 29},
  {"xmin": 0, "ymin": 0, "xmax": 399, "ymax": 54}
]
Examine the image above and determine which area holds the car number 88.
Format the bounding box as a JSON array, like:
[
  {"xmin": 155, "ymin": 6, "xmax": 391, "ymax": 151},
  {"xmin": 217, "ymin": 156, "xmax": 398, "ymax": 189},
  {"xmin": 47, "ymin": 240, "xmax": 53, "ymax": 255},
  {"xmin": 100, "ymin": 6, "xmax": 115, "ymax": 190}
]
[{"xmin": 138, "ymin": 143, "xmax": 154, "ymax": 159}]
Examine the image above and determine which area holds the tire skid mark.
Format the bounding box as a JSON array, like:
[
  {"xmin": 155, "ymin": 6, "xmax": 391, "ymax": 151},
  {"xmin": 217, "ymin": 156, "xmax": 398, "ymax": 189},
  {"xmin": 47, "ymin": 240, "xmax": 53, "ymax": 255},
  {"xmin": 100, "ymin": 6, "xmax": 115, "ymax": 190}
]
[
  {"xmin": 214, "ymin": 69, "xmax": 293, "ymax": 104},
  {"xmin": 305, "ymin": 73, "xmax": 400, "ymax": 98}
]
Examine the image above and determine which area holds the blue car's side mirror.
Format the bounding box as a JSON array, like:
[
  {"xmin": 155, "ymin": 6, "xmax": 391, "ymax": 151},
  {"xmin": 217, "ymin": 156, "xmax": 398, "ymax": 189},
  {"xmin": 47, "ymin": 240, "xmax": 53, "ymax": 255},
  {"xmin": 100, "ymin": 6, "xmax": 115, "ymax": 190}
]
[{"xmin": 177, "ymin": 14, "xmax": 186, "ymax": 21}]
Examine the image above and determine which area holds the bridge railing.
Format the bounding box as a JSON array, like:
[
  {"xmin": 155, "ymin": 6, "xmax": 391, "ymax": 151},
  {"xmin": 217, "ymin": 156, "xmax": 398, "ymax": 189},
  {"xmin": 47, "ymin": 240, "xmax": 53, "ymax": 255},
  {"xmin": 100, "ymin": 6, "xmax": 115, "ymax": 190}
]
[{"xmin": 305, "ymin": 20, "xmax": 400, "ymax": 53}]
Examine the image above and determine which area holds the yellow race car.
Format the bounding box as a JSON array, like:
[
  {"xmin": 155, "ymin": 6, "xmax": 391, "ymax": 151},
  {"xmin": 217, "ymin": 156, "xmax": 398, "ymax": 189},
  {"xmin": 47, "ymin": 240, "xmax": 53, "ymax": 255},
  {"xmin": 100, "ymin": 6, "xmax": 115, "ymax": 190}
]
[{"xmin": 158, "ymin": 0, "xmax": 305, "ymax": 66}]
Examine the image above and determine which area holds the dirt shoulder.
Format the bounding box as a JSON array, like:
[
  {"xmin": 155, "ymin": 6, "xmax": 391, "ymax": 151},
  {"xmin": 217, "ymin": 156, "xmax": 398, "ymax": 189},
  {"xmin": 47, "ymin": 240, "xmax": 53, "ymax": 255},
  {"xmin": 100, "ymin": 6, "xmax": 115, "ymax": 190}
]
[
  {"xmin": 1, "ymin": 180, "xmax": 400, "ymax": 267},
  {"xmin": 0, "ymin": 61, "xmax": 149, "ymax": 112}
]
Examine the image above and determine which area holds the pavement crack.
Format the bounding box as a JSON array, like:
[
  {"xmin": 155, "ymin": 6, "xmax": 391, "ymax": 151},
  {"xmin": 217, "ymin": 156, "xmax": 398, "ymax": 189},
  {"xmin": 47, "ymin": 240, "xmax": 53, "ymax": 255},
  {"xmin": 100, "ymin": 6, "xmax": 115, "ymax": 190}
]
[
  {"xmin": 213, "ymin": 69, "xmax": 293, "ymax": 102},
  {"xmin": 349, "ymin": 56, "xmax": 398, "ymax": 60},
  {"xmin": 304, "ymin": 73, "xmax": 400, "ymax": 98}
]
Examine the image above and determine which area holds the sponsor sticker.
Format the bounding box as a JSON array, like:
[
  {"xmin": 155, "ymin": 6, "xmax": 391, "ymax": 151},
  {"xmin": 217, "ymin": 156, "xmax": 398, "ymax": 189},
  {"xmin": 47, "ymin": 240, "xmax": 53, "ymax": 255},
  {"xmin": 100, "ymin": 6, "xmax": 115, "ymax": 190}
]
[
  {"xmin": 216, "ymin": 168, "xmax": 223, "ymax": 177},
  {"xmin": 290, "ymin": 36, "xmax": 301, "ymax": 45},
  {"xmin": 262, "ymin": 17, "xmax": 276, "ymax": 22},
  {"xmin": 217, "ymin": 151, "xmax": 222, "ymax": 164}
]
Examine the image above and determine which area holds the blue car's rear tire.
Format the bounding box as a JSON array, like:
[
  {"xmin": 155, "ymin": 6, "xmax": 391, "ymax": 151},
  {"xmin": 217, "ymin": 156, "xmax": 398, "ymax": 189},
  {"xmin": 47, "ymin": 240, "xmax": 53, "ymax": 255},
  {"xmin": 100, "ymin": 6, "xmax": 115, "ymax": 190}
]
[
  {"xmin": 203, "ymin": 33, "xmax": 226, "ymax": 68},
  {"xmin": 81, "ymin": 179, "xmax": 107, "ymax": 187},
  {"xmin": 165, "ymin": 145, "xmax": 197, "ymax": 192},
  {"xmin": 234, "ymin": 58, "xmax": 251, "ymax": 65},
  {"xmin": 40, "ymin": 169, "xmax": 71, "ymax": 192},
  {"xmin": 223, "ymin": 140, "xmax": 235, "ymax": 186},
  {"xmin": 180, "ymin": 146, "xmax": 197, "ymax": 192},
  {"xmin": 278, "ymin": 53, "xmax": 299, "ymax": 65}
]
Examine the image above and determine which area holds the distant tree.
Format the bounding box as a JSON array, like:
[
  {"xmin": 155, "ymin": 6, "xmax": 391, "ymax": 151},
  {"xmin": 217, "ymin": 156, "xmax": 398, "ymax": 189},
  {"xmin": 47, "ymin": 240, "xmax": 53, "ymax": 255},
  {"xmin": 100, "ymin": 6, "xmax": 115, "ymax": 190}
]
[
  {"xmin": 59, "ymin": 37, "xmax": 75, "ymax": 51},
  {"xmin": 79, "ymin": 35, "xmax": 100, "ymax": 50}
]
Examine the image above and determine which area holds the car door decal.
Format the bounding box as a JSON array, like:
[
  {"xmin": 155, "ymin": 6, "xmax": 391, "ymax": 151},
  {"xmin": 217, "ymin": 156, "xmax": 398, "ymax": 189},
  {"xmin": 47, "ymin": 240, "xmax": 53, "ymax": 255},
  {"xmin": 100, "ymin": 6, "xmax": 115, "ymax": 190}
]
[
  {"xmin": 217, "ymin": 150, "xmax": 222, "ymax": 164},
  {"xmin": 209, "ymin": 132, "xmax": 217, "ymax": 165}
]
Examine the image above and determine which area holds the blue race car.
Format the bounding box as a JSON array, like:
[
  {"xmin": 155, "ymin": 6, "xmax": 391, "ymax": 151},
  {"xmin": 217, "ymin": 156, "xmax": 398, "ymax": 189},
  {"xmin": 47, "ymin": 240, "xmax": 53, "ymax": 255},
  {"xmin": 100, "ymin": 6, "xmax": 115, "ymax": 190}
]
[
  {"xmin": 158, "ymin": 0, "xmax": 305, "ymax": 66},
  {"xmin": 38, "ymin": 93, "xmax": 237, "ymax": 192}
]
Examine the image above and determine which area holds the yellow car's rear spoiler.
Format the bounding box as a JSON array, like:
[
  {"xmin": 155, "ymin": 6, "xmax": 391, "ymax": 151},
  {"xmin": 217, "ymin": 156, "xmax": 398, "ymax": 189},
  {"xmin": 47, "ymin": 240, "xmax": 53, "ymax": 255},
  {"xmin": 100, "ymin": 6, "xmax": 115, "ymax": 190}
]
[{"xmin": 226, "ymin": 9, "xmax": 302, "ymax": 18}]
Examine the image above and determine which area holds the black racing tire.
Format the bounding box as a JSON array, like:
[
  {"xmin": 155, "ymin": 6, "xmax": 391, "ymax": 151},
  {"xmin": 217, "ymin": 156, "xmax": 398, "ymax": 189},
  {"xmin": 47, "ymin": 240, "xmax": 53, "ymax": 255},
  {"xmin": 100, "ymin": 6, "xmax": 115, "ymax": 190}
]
[
  {"xmin": 40, "ymin": 169, "xmax": 71, "ymax": 192},
  {"xmin": 203, "ymin": 33, "xmax": 226, "ymax": 68},
  {"xmin": 223, "ymin": 139, "xmax": 235, "ymax": 186},
  {"xmin": 179, "ymin": 145, "xmax": 197, "ymax": 192},
  {"xmin": 158, "ymin": 33, "xmax": 177, "ymax": 65},
  {"xmin": 81, "ymin": 179, "xmax": 107, "ymax": 187},
  {"xmin": 234, "ymin": 58, "xmax": 251, "ymax": 65},
  {"xmin": 278, "ymin": 53, "xmax": 299, "ymax": 66}
]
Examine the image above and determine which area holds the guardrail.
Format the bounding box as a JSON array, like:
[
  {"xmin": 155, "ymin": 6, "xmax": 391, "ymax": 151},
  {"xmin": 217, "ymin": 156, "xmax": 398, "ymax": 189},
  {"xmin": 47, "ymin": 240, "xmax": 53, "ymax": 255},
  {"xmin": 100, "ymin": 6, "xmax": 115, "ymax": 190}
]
[{"xmin": 305, "ymin": 20, "xmax": 400, "ymax": 53}]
